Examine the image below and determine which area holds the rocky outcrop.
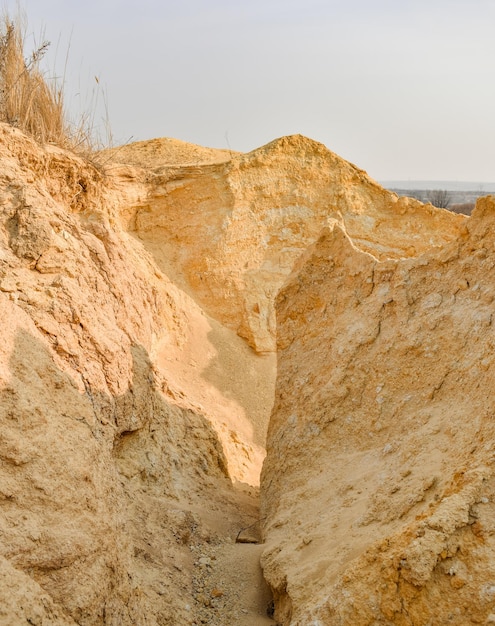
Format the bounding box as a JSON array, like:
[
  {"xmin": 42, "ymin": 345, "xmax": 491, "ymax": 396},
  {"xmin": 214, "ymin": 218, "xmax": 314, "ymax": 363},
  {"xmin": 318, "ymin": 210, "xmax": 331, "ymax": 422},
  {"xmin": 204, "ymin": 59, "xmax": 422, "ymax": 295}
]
[
  {"xmin": 261, "ymin": 199, "xmax": 495, "ymax": 625},
  {"xmin": 109, "ymin": 134, "xmax": 464, "ymax": 352}
]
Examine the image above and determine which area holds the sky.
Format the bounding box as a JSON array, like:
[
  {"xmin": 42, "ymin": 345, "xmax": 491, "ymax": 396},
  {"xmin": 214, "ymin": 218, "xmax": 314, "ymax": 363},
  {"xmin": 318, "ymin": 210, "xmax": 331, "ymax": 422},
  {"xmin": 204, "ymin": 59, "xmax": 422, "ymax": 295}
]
[{"xmin": 6, "ymin": 0, "xmax": 495, "ymax": 181}]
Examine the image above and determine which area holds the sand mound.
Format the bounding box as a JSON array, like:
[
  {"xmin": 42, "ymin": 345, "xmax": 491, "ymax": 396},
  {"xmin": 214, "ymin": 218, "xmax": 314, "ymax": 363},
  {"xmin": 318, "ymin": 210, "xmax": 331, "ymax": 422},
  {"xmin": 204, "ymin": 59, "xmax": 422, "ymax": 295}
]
[{"xmin": 100, "ymin": 136, "xmax": 236, "ymax": 169}]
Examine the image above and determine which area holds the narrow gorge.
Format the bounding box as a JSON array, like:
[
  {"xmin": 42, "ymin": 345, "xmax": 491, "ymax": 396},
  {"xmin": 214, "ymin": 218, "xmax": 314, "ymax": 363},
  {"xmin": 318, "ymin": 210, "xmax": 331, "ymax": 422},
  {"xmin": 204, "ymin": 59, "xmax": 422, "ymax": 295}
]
[{"xmin": 2, "ymin": 124, "xmax": 494, "ymax": 626}]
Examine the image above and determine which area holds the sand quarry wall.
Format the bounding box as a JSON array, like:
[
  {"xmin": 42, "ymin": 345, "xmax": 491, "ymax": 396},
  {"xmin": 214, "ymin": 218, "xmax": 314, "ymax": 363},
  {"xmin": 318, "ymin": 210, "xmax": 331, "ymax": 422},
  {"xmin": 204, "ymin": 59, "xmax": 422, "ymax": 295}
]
[
  {"xmin": 261, "ymin": 200, "xmax": 495, "ymax": 625},
  {"xmin": 0, "ymin": 123, "xmax": 488, "ymax": 625}
]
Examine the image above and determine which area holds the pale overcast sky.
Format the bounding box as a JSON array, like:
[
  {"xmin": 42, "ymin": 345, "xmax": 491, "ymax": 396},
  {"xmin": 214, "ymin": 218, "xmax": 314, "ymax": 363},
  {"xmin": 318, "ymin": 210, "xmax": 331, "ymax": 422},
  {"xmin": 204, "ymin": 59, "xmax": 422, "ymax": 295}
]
[{"xmin": 9, "ymin": 0, "xmax": 495, "ymax": 181}]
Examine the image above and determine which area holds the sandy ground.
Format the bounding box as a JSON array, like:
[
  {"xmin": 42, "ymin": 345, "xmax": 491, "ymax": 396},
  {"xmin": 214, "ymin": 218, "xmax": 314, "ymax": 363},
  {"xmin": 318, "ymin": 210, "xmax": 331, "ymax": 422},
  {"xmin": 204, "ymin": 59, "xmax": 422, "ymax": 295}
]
[
  {"xmin": 173, "ymin": 484, "xmax": 277, "ymax": 626},
  {"xmin": 192, "ymin": 541, "xmax": 275, "ymax": 626}
]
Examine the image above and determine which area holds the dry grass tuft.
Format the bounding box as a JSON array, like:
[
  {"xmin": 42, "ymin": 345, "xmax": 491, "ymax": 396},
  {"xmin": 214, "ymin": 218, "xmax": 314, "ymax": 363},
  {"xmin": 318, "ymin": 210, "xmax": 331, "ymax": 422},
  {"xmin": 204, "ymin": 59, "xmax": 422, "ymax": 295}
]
[
  {"xmin": 0, "ymin": 12, "xmax": 106, "ymax": 156},
  {"xmin": 0, "ymin": 14, "xmax": 66, "ymax": 145}
]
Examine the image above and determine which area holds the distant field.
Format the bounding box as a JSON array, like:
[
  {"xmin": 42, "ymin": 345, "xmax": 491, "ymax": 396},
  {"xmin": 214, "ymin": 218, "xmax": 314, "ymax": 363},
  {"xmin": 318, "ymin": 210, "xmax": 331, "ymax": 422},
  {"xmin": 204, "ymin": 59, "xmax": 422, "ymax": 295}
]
[
  {"xmin": 380, "ymin": 181, "xmax": 495, "ymax": 192},
  {"xmin": 381, "ymin": 181, "xmax": 495, "ymax": 215}
]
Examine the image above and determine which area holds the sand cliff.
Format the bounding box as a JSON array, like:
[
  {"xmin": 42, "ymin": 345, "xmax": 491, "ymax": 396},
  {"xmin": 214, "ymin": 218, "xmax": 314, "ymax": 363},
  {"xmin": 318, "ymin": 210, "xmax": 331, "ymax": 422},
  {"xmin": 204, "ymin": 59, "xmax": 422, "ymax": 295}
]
[{"xmin": 261, "ymin": 202, "xmax": 495, "ymax": 625}]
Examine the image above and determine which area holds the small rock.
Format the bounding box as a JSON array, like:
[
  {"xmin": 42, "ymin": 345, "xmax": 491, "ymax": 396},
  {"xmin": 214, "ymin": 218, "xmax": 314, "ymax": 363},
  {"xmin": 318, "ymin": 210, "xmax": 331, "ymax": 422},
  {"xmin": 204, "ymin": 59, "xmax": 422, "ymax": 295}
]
[{"xmin": 211, "ymin": 588, "xmax": 224, "ymax": 598}]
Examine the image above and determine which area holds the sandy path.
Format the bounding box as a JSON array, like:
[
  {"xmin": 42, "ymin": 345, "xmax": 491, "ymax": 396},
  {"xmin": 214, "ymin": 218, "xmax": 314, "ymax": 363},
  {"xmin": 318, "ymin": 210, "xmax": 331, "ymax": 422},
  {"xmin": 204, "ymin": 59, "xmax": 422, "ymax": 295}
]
[{"xmin": 192, "ymin": 541, "xmax": 276, "ymax": 625}]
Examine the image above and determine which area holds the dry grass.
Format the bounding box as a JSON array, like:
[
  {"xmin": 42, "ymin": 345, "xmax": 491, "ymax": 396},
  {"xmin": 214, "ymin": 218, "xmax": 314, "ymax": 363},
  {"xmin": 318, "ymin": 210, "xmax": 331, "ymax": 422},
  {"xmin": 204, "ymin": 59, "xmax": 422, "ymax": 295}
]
[{"xmin": 0, "ymin": 13, "xmax": 103, "ymax": 155}]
